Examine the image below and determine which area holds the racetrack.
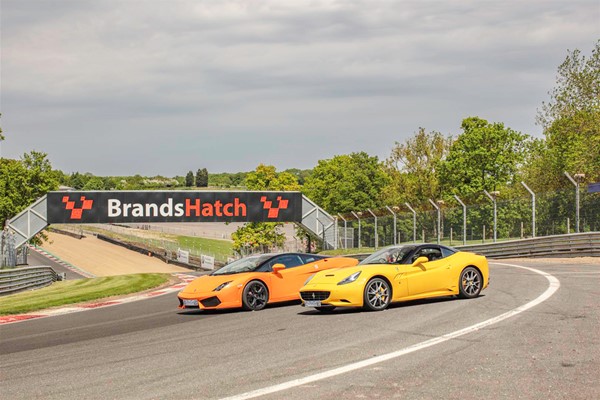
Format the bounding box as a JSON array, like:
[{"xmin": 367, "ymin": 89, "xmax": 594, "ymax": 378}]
[
  {"xmin": 39, "ymin": 231, "xmax": 191, "ymax": 276},
  {"xmin": 1, "ymin": 260, "xmax": 599, "ymax": 400}
]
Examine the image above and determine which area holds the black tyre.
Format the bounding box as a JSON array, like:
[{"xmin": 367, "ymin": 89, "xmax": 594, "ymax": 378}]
[
  {"xmin": 363, "ymin": 278, "xmax": 391, "ymax": 311},
  {"xmin": 315, "ymin": 305, "xmax": 336, "ymax": 312},
  {"xmin": 242, "ymin": 280, "xmax": 269, "ymax": 311},
  {"xmin": 458, "ymin": 267, "xmax": 482, "ymax": 299}
]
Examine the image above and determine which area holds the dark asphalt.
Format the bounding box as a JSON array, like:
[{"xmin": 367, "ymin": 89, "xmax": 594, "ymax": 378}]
[
  {"xmin": 27, "ymin": 248, "xmax": 88, "ymax": 280},
  {"xmin": 1, "ymin": 260, "xmax": 598, "ymax": 400}
]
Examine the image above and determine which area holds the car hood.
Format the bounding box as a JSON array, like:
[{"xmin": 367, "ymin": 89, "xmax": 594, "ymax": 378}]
[
  {"xmin": 179, "ymin": 273, "xmax": 251, "ymax": 294},
  {"xmin": 307, "ymin": 265, "xmax": 365, "ymax": 283}
]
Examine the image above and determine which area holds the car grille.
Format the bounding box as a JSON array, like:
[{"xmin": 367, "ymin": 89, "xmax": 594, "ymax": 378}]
[
  {"xmin": 300, "ymin": 291, "xmax": 330, "ymax": 301},
  {"xmin": 200, "ymin": 296, "xmax": 221, "ymax": 308}
]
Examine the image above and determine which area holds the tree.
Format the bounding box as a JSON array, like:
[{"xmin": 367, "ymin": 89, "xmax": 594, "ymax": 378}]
[
  {"xmin": 526, "ymin": 41, "xmax": 600, "ymax": 189},
  {"xmin": 195, "ymin": 169, "xmax": 202, "ymax": 187},
  {"xmin": 384, "ymin": 128, "xmax": 453, "ymax": 205},
  {"xmin": 245, "ymin": 164, "xmax": 300, "ymax": 191},
  {"xmin": 232, "ymin": 165, "xmax": 300, "ymax": 253},
  {"xmin": 0, "ymin": 113, "xmax": 4, "ymax": 141},
  {"xmin": 198, "ymin": 168, "xmax": 209, "ymax": 187},
  {"xmin": 438, "ymin": 117, "xmax": 530, "ymax": 197},
  {"xmin": 83, "ymin": 177, "xmax": 106, "ymax": 190},
  {"xmin": 0, "ymin": 151, "xmax": 59, "ymax": 227},
  {"xmin": 284, "ymin": 168, "xmax": 313, "ymax": 185},
  {"xmin": 537, "ymin": 40, "xmax": 600, "ymax": 130},
  {"xmin": 303, "ymin": 152, "xmax": 390, "ymax": 214},
  {"xmin": 185, "ymin": 171, "xmax": 194, "ymax": 187}
]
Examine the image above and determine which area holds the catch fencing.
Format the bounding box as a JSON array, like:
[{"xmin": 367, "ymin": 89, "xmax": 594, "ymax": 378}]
[
  {"xmin": 335, "ymin": 187, "xmax": 600, "ymax": 249},
  {"xmin": 456, "ymin": 232, "xmax": 600, "ymax": 258}
]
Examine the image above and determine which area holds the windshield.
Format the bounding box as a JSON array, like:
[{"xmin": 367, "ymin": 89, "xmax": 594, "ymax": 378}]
[
  {"xmin": 211, "ymin": 255, "xmax": 272, "ymax": 275},
  {"xmin": 359, "ymin": 245, "xmax": 414, "ymax": 265}
]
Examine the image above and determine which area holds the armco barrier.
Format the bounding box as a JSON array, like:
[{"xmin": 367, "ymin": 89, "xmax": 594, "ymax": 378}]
[
  {"xmin": 0, "ymin": 266, "xmax": 63, "ymax": 296},
  {"xmin": 455, "ymin": 232, "xmax": 600, "ymax": 258}
]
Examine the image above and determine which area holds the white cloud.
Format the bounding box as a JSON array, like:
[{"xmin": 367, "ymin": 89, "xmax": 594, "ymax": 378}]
[{"xmin": 2, "ymin": 0, "xmax": 599, "ymax": 175}]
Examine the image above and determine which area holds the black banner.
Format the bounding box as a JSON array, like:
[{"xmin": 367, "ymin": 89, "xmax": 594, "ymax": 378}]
[{"xmin": 47, "ymin": 191, "xmax": 303, "ymax": 223}]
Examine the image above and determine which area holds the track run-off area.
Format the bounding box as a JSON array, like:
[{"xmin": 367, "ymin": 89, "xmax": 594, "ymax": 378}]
[{"xmin": 1, "ymin": 260, "xmax": 599, "ymax": 400}]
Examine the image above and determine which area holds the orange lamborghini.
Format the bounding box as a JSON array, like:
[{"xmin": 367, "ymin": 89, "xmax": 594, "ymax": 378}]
[{"xmin": 178, "ymin": 253, "xmax": 358, "ymax": 311}]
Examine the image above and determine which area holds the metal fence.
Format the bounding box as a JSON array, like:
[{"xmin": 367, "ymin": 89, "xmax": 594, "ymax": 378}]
[
  {"xmin": 1, "ymin": 229, "xmax": 28, "ymax": 268},
  {"xmin": 0, "ymin": 266, "xmax": 64, "ymax": 296},
  {"xmin": 336, "ymin": 187, "xmax": 600, "ymax": 249}
]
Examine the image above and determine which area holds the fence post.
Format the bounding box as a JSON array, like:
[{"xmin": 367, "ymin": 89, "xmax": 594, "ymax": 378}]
[
  {"xmin": 351, "ymin": 211, "xmax": 362, "ymax": 249},
  {"xmin": 405, "ymin": 203, "xmax": 417, "ymax": 243},
  {"xmin": 453, "ymin": 195, "xmax": 467, "ymax": 245},
  {"xmin": 484, "ymin": 190, "xmax": 499, "ymax": 242},
  {"xmin": 385, "ymin": 206, "xmax": 398, "ymax": 245},
  {"xmin": 521, "ymin": 181, "xmax": 536, "ymax": 238},
  {"xmin": 338, "ymin": 214, "xmax": 348, "ymax": 249},
  {"xmin": 564, "ymin": 172, "xmax": 585, "ymax": 233},
  {"xmin": 367, "ymin": 209, "xmax": 378, "ymax": 249},
  {"xmin": 428, "ymin": 199, "xmax": 441, "ymax": 244}
]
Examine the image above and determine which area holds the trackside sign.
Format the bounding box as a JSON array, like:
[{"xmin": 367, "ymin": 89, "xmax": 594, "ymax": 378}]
[{"xmin": 47, "ymin": 191, "xmax": 303, "ymax": 223}]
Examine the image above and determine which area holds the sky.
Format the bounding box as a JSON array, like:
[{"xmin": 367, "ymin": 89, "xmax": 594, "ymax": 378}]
[{"xmin": 1, "ymin": 0, "xmax": 599, "ymax": 177}]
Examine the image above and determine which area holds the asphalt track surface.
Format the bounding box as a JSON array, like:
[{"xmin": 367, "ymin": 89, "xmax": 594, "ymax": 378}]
[
  {"xmin": 1, "ymin": 260, "xmax": 599, "ymax": 400},
  {"xmin": 27, "ymin": 248, "xmax": 88, "ymax": 280}
]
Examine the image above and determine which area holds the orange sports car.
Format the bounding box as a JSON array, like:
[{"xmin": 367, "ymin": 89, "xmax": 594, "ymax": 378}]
[{"xmin": 178, "ymin": 253, "xmax": 358, "ymax": 311}]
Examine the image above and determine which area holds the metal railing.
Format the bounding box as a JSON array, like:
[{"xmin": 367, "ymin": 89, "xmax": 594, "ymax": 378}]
[
  {"xmin": 0, "ymin": 266, "xmax": 64, "ymax": 296},
  {"xmin": 335, "ymin": 188, "xmax": 600, "ymax": 249},
  {"xmin": 455, "ymin": 232, "xmax": 600, "ymax": 259}
]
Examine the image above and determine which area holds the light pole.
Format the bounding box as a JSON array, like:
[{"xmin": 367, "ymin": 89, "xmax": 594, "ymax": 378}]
[
  {"xmin": 351, "ymin": 211, "xmax": 362, "ymax": 248},
  {"xmin": 385, "ymin": 206, "xmax": 398, "ymax": 245},
  {"xmin": 405, "ymin": 203, "xmax": 417, "ymax": 243},
  {"xmin": 453, "ymin": 195, "xmax": 467, "ymax": 245},
  {"xmin": 484, "ymin": 190, "xmax": 500, "ymax": 242},
  {"xmin": 521, "ymin": 182, "xmax": 536, "ymax": 238},
  {"xmin": 338, "ymin": 214, "xmax": 348, "ymax": 249},
  {"xmin": 564, "ymin": 172, "xmax": 585, "ymax": 233}
]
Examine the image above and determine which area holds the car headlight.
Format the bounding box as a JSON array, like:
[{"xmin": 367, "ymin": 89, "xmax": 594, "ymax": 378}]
[
  {"xmin": 213, "ymin": 281, "xmax": 232, "ymax": 291},
  {"xmin": 338, "ymin": 271, "xmax": 361, "ymax": 285},
  {"xmin": 304, "ymin": 274, "xmax": 315, "ymax": 286}
]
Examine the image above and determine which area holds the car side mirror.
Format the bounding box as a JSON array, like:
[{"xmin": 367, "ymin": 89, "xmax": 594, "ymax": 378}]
[
  {"xmin": 412, "ymin": 256, "xmax": 429, "ymax": 266},
  {"xmin": 272, "ymin": 263, "xmax": 285, "ymax": 273}
]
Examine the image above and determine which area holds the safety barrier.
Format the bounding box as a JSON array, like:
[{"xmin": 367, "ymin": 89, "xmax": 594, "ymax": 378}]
[
  {"xmin": 0, "ymin": 266, "xmax": 64, "ymax": 296},
  {"xmin": 456, "ymin": 232, "xmax": 600, "ymax": 258}
]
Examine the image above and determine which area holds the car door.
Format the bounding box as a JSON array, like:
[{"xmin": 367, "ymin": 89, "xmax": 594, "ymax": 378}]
[
  {"xmin": 266, "ymin": 254, "xmax": 310, "ymax": 301},
  {"xmin": 405, "ymin": 246, "xmax": 452, "ymax": 296}
]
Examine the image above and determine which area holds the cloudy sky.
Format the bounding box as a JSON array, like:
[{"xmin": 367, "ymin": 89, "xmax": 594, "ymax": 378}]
[{"xmin": 1, "ymin": 0, "xmax": 598, "ymax": 176}]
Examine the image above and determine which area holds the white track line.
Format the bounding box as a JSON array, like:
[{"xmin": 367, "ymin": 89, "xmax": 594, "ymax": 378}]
[{"xmin": 220, "ymin": 262, "xmax": 560, "ymax": 400}]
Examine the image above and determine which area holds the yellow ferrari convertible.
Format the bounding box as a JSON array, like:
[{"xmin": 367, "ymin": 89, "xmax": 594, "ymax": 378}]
[{"xmin": 300, "ymin": 244, "xmax": 489, "ymax": 312}]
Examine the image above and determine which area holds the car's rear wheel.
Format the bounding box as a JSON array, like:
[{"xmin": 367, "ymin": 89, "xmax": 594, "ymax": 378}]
[
  {"xmin": 315, "ymin": 305, "xmax": 336, "ymax": 312},
  {"xmin": 459, "ymin": 267, "xmax": 482, "ymax": 299},
  {"xmin": 242, "ymin": 280, "xmax": 269, "ymax": 311},
  {"xmin": 363, "ymin": 278, "xmax": 391, "ymax": 311}
]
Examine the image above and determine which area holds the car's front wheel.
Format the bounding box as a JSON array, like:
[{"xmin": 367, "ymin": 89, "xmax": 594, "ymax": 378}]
[
  {"xmin": 242, "ymin": 280, "xmax": 269, "ymax": 311},
  {"xmin": 458, "ymin": 267, "xmax": 482, "ymax": 299},
  {"xmin": 363, "ymin": 277, "xmax": 391, "ymax": 311}
]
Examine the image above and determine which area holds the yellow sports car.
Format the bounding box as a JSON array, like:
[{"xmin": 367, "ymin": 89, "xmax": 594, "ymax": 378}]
[{"xmin": 300, "ymin": 244, "xmax": 489, "ymax": 312}]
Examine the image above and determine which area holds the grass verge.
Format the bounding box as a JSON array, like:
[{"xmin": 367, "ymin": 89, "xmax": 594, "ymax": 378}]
[{"xmin": 0, "ymin": 273, "xmax": 170, "ymax": 315}]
